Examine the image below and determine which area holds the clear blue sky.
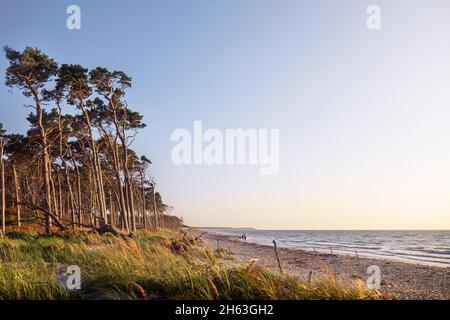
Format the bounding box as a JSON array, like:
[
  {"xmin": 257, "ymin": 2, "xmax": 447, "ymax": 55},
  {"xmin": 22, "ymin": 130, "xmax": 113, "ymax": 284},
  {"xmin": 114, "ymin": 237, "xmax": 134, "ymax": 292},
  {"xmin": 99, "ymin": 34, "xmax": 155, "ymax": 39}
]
[{"xmin": 1, "ymin": 0, "xmax": 450, "ymax": 229}]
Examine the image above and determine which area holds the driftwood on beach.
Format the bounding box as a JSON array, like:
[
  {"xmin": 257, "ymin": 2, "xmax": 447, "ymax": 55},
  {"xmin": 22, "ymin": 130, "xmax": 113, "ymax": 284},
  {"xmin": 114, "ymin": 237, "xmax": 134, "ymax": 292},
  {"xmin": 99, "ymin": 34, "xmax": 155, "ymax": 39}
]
[{"xmin": 272, "ymin": 240, "xmax": 284, "ymax": 274}]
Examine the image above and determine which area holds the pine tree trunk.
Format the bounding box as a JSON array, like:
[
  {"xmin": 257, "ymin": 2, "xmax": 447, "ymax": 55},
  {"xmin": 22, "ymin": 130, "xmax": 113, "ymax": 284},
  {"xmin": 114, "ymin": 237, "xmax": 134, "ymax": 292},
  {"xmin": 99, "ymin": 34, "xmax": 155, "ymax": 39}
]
[
  {"xmin": 109, "ymin": 188, "xmax": 115, "ymax": 227},
  {"xmin": 110, "ymin": 105, "xmax": 135, "ymax": 232},
  {"xmin": 69, "ymin": 148, "xmax": 82, "ymax": 225},
  {"xmin": 57, "ymin": 173, "xmax": 63, "ymax": 219},
  {"xmin": 152, "ymin": 185, "xmax": 158, "ymax": 230},
  {"xmin": 141, "ymin": 171, "xmax": 147, "ymax": 229},
  {"xmin": 50, "ymin": 172, "xmax": 59, "ymax": 219},
  {"xmin": 57, "ymin": 106, "xmax": 77, "ymax": 227},
  {"xmin": 111, "ymin": 137, "xmax": 129, "ymax": 232},
  {"xmin": 13, "ymin": 163, "xmax": 21, "ymax": 227},
  {"xmin": 37, "ymin": 103, "xmax": 53, "ymax": 235},
  {"xmin": 80, "ymin": 101, "xmax": 107, "ymax": 225},
  {"xmin": 0, "ymin": 140, "xmax": 5, "ymax": 236}
]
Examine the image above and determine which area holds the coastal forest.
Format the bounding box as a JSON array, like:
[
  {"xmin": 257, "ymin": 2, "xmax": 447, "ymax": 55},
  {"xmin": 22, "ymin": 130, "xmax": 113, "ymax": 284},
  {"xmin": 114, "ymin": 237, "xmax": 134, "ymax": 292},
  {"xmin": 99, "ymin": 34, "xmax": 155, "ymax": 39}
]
[{"xmin": 0, "ymin": 46, "xmax": 178, "ymax": 237}]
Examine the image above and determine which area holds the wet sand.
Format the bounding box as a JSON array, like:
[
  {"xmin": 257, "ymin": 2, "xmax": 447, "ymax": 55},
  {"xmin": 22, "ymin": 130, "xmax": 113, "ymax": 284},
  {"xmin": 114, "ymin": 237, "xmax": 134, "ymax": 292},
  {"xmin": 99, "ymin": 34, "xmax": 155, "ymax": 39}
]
[{"xmin": 195, "ymin": 230, "xmax": 450, "ymax": 300}]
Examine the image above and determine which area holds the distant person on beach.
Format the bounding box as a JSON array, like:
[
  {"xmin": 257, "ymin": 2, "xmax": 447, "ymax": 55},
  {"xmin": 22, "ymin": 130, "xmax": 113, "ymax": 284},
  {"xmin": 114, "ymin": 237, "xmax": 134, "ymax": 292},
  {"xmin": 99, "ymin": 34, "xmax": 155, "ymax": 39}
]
[{"xmin": 241, "ymin": 234, "xmax": 247, "ymax": 241}]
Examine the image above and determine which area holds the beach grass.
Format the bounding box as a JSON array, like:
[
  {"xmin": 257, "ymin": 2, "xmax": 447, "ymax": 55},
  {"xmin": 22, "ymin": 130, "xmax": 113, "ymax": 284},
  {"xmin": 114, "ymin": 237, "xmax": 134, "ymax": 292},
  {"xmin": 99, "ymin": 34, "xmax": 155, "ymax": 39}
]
[{"xmin": 0, "ymin": 228, "xmax": 386, "ymax": 300}]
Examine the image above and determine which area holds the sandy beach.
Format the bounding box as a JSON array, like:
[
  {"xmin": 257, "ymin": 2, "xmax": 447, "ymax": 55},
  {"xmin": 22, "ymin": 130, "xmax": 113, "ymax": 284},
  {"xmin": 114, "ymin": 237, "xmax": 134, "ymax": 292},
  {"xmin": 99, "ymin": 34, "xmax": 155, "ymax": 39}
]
[{"xmin": 195, "ymin": 230, "xmax": 450, "ymax": 300}]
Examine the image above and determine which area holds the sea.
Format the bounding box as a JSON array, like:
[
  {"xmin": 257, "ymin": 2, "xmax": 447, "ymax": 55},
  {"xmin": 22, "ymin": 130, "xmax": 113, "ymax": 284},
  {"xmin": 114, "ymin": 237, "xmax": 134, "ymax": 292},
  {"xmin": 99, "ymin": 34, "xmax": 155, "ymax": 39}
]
[{"xmin": 206, "ymin": 228, "xmax": 450, "ymax": 268}]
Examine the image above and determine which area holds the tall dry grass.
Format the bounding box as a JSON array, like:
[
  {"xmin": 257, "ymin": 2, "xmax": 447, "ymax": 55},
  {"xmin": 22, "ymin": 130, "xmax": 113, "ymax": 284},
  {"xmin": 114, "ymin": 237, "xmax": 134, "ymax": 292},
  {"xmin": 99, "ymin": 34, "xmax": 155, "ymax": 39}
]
[{"xmin": 0, "ymin": 228, "xmax": 386, "ymax": 300}]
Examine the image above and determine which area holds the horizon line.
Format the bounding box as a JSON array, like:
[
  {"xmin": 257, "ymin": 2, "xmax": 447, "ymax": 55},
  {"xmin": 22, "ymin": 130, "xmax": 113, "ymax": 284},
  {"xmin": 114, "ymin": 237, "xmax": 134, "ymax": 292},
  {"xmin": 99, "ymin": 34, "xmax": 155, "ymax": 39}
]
[{"xmin": 194, "ymin": 226, "xmax": 450, "ymax": 231}]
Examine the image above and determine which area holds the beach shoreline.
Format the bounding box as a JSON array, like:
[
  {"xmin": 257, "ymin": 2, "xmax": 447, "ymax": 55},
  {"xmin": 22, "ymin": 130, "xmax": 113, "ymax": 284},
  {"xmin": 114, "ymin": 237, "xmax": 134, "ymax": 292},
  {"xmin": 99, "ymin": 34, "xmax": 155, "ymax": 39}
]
[{"xmin": 194, "ymin": 229, "xmax": 450, "ymax": 300}]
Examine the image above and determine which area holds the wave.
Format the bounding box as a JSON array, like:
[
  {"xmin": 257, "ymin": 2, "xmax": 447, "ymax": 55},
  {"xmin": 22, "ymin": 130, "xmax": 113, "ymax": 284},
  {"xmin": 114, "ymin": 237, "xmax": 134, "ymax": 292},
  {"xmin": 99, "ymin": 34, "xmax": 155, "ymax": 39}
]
[{"xmin": 209, "ymin": 228, "xmax": 450, "ymax": 267}]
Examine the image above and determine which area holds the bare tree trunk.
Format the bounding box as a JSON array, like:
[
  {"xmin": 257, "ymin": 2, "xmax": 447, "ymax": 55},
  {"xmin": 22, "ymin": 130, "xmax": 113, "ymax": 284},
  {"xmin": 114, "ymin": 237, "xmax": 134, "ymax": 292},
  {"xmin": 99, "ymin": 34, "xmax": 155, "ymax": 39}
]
[
  {"xmin": 13, "ymin": 163, "xmax": 21, "ymax": 227},
  {"xmin": 152, "ymin": 185, "xmax": 158, "ymax": 230},
  {"xmin": 109, "ymin": 104, "xmax": 135, "ymax": 232},
  {"xmin": 123, "ymin": 183, "xmax": 131, "ymax": 230},
  {"xmin": 98, "ymin": 115, "xmax": 130, "ymax": 232},
  {"xmin": 140, "ymin": 171, "xmax": 147, "ymax": 229},
  {"xmin": 97, "ymin": 160, "xmax": 108, "ymax": 225},
  {"xmin": 69, "ymin": 148, "xmax": 82, "ymax": 226},
  {"xmin": 57, "ymin": 174, "xmax": 62, "ymax": 218},
  {"xmin": 109, "ymin": 188, "xmax": 115, "ymax": 227},
  {"xmin": 79, "ymin": 100, "xmax": 107, "ymax": 225},
  {"xmin": 87, "ymin": 173, "xmax": 93, "ymax": 226},
  {"xmin": 50, "ymin": 171, "xmax": 59, "ymax": 219},
  {"xmin": 122, "ymin": 146, "xmax": 136, "ymax": 232},
  {"xmin": 0, "ymin": 140, "xmax": 5, "ymax": 236},
  {"xmin": 111, "ymin": 137, "xmax": 129, "ymax": 232},
  {"xmin": 36, "ymin": 102, "xmax": 53, "ymax": 235},
  {"xmin": 126, "ymin": 177, "xmax": 136, "ymax": 232},
  {"xmin": 56, "ymin": 105, "xmax": 77, "ymax": 227}
]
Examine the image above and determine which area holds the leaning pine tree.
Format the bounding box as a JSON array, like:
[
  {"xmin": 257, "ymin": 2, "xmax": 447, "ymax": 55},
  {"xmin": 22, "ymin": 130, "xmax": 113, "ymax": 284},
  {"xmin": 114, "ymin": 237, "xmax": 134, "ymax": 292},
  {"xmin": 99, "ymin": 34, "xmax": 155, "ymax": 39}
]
[
  {"xmin": 1, "ymin": 46, "xmax": 171, "ymax": 235},
  {"xmin": 4, "ymin": 47, "xmax": 64, "ymax": 235}
]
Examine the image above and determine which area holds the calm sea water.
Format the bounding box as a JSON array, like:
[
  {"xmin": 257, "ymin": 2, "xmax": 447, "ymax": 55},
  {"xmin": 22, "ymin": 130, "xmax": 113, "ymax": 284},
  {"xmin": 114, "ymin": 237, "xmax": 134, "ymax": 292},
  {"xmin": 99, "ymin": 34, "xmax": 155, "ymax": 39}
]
[{"xmin": 207, "ymin": 229, "xmax": 450, "ymax": 268}]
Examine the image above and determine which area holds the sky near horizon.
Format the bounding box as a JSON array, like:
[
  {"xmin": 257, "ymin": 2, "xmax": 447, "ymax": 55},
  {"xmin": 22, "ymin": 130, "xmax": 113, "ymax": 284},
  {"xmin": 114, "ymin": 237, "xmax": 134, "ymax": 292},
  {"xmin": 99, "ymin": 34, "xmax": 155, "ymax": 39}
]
[{"xmin": 1, "ymin": 0, "xmax": 450, "ymax": 230}]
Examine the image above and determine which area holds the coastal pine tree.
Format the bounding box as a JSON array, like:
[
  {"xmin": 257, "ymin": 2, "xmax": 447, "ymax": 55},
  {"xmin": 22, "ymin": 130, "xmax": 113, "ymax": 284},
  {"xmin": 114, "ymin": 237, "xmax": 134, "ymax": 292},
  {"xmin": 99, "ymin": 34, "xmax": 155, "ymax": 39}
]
[
  {"xmin": 1, "ymin": 46, "xmax": 174, "ymax": 235},
  {"xmin": 4, "ymin": 47, "xmax": 62, "ymax": 234}
]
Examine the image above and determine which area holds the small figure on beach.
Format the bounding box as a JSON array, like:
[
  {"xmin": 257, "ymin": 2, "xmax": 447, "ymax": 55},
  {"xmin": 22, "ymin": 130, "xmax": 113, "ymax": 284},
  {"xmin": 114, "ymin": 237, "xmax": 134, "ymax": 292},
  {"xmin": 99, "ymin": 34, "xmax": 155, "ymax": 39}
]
[{"xmin": 240, "ymin": 234, "xmax": 247, "ymax": 241}]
